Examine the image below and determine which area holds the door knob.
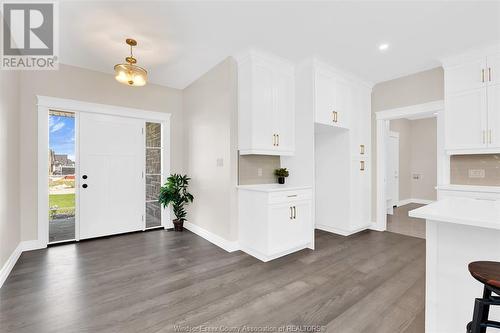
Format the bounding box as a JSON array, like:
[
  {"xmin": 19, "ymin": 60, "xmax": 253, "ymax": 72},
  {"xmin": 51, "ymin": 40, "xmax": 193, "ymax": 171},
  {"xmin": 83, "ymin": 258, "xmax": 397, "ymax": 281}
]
[
  {"xmin": 82, "ymin": 184, "xmax": 88, "ymax": 189},
  {"xmin": 82, "ymin": 175, "xmax": 88, "ymax": 179}
]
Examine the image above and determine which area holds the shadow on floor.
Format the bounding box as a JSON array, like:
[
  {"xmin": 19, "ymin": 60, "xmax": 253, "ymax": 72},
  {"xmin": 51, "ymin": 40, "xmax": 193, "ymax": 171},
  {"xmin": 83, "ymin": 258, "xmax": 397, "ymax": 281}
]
[{"xmin": 387, "ymin": 203, "xmax": 426, "ymax": 239}]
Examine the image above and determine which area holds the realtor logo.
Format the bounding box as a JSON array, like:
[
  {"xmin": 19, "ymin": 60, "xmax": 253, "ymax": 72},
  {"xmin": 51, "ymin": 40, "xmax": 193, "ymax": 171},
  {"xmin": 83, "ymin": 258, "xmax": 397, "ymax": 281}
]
[{"xmin": 1, "ymin": 2, "xmax": 58, "ymax": 69}]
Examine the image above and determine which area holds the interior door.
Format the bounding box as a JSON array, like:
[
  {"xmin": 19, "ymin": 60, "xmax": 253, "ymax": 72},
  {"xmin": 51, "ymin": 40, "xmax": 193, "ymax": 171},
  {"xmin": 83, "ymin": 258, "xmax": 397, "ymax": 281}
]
[
  {"xmin": 79, "ymin": 113, "xmax": 144, "ymax": 239},
  {"xmin": 387, "ymin": 134, "xmax": 399, "ymax": 208}
]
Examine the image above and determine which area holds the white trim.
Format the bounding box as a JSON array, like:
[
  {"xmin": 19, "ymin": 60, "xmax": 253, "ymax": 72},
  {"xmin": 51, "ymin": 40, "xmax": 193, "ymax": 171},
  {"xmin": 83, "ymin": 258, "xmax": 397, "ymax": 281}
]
[
  {"xmin": 397, "ymin": 198, "xmax": 435, "ymax": 207},
  {"xmin": 239, "ymin": 242, "xmax": 310, "ymax": 262},
  {"xmin": 0, "ymin": 243, "xmax": 22, "ymax": 288},
  {"xmin": 37, "ymin": 96, "xmax": 171, "ymax": 121},
  {"xmin": 376, "ymin": 100, "xmax": 444, "ymax": 121},
  {"xmin": 375, "ymin": 100, "xmax": 445, "ymax": 231},
  {"xmin": 183, "ymin": 222, "xmax": 239, "ymax": 253},
  {"xmin": 20, "ymin": 240, "xmax": 46, "ymax": 252},
  {"xmin": 315, "ymin": 224, "xmax": 370, "ymax": 237}
]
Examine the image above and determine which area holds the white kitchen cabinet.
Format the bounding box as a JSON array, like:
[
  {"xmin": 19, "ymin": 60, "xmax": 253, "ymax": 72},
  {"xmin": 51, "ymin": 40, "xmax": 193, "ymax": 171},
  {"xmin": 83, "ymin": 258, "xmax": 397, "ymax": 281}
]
[
  {"xmin": 237, "ymin": 50, "xmax": 295, "ymax": 156},
  {"xmin": 313, "ymin": 64, "xmax": 351, "ymax": 129},
  {"xmin": 238, "ymin": 185, "xmax": 313, "ymax": 262},
  {"xmin": 443, "ymin": 49, "xmax": 500, "ymax": 153}
]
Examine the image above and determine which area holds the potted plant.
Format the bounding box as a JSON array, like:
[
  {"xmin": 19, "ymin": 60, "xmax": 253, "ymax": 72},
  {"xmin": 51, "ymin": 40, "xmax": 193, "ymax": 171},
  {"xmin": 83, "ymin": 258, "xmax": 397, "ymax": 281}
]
[
  {"xmin": 158, "ymin": 174, "xmax": 194, "ymax": 231},
  {"xmin": 274, "ymin": 168, "xmax": 289, "ymax": 184}
]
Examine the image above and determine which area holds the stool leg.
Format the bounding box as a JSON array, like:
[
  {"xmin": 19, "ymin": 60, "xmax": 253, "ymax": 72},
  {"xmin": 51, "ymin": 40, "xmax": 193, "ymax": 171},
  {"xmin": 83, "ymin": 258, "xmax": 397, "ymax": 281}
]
[{"xmin": 480, "ymin": 287, "xmax": 492, "ymax": 333}]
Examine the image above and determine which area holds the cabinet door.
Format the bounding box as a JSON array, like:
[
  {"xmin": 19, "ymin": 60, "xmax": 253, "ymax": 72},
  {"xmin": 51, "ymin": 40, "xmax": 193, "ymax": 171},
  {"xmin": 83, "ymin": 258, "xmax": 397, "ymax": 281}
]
[
  {"xmin": 274, "ymin": 69, "xmax": 295, "ymax": 153},
  {"xmin": 314, "ymin": 70, "xmax": 336, "ymax": 125},
  {"xmin": 350, "ymin": 159, "xmax": 370, "ymax": 230},
  {"xmin": 446, "ymin": 88, "xmax": 488, "ymax": 150},
  {"xmin": 268, "ymin": 201, "xmax": 309, "ymax": 254},
  {"xmin": 252, "ymin": 62, "xmax": 276, "ymax": 151},
  {"xmin": 487, "ymin": 84, "xmax": 500, "ymax": 148},
  {"xmin": 335, "ymin": 78, "xmax": 352, "ymax": 128},
  {"xmin": 487, "ymin": 53, "xmax": 500, "ymax": 86},
  {"xmin": 446, "ymin": 58, "xmax": 486, "ymax": 94}
]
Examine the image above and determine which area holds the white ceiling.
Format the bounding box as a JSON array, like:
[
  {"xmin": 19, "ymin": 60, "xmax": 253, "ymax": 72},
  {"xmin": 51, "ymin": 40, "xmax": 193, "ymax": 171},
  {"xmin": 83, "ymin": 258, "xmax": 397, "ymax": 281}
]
[{"xmin": 59, "ymin": 1, "xmax": 500, "ymax": 89}]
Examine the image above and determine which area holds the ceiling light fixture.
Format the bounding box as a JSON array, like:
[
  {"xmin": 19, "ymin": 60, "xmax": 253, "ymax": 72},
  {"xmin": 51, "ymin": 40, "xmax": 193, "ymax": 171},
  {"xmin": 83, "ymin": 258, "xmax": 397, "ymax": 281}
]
[
  {"xmin": 378, "ymin": 43, "xmax": 389, "ymax": 51},
  {"xmin": 114, "ymin": 38, "xmax": 147, "ymax": 87}
]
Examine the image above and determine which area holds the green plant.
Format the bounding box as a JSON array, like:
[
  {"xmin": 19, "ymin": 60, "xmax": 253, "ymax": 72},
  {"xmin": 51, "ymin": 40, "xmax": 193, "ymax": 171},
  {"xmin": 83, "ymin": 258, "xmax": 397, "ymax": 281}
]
[
  {"xmin": 274, "ymin": 168, "xmax": 289, "ymax": 178},
  {"xmin": 158, "ymin": 174, "xmax": 194, "ymax": 222}
]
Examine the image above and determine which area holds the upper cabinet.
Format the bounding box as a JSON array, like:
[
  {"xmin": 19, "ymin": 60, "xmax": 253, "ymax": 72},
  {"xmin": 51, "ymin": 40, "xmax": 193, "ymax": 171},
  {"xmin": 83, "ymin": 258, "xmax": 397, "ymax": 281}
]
[
  {"xmin": 444, "ymin": 47, "xmax": 500, "ymax": 153},
  {"xmin": 314, "ymin": 64, "xmax": 352, "ymax": 129},
  {"xmin": 237, "ymin": 50, "xmax": 295, "ymax": 156}
]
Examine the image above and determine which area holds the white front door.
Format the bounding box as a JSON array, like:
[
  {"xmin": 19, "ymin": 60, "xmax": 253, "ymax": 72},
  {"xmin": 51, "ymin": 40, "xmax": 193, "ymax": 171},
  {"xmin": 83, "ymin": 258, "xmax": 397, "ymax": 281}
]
[{"xmin": 79, "ymin": 113, "xmax": 144, "ymax": 239}]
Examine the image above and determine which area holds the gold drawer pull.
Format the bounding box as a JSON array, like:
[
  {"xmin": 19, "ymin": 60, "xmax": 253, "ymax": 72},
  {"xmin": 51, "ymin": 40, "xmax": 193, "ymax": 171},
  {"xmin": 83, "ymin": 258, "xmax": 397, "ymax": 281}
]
[
  {"xmin": 360, "ymin": 144, "xmax": 365, "ymax": 155},
  {"xmin": 360, "ymin": 161, "xmax": 365, "ymax": 171}
]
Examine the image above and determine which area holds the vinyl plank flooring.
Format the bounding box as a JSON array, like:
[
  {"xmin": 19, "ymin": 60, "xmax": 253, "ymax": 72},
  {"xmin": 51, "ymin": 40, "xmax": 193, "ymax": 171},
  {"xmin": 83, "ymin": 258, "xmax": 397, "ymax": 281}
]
[{"xmin": 0, "ymin": 229, "xmax": 425, "ymax": 333}]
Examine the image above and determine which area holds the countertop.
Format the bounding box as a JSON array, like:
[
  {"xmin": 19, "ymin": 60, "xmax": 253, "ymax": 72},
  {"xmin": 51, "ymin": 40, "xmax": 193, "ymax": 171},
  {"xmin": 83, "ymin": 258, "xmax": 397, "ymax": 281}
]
[
  {"xmin": 237, "ymin": 184, "xmax": 312, "ymax": 192},
  {"xmin": 437, "ymin": 184, "xmax": 500, "ymax": 193},
  {"xmin": 409, "ymin": 197, "xmax": 500, "ymax": 230}
]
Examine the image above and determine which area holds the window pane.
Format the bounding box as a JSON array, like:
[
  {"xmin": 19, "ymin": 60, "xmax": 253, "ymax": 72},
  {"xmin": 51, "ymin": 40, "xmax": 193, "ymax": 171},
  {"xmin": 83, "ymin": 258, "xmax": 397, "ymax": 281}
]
[
  {"xmin": 49, "ymin": 110, "xmax": 76, "ymax": 243},
  {"xmin": 146, "ymin": 201, "xmax": 162, "ymax": 228},
  {"xmin": 146, "ymin": 148, "xmax": 161, "ymax": 174},
  {"xmin": 146, "ymin": 175, "xmax": 161, "ymax": 201},
  {"xmin": 146, "ymin": 122, "xmax": 161, "ymax": 147}
]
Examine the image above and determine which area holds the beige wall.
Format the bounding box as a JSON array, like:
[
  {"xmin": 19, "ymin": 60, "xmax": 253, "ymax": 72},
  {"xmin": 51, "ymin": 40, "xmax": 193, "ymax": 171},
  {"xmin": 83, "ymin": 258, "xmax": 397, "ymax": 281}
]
[
  {"xmin": 19, "ymin": 64, "xmax": 183, "ymax": 241},
  {"xmin": 238, "ymin": 155, "xmax": 280, "ymax": 185},
  {"xmin": 0, "ymin": 70, "xmax": 21, "ymax": 269},
  {"xmin": 372, "ymin": 67, "xmax": 443, "ymax": 219},
  {"xmin": 451, "ymin": 154, "xmax": 500, "ymax": 186},
  {"xmin": 183, "ymin": 58, "xmax": 239, "ymax": 241},
  {"xmin": 411, "ymin": 118, "xmax": 437, "ymax": 200}
]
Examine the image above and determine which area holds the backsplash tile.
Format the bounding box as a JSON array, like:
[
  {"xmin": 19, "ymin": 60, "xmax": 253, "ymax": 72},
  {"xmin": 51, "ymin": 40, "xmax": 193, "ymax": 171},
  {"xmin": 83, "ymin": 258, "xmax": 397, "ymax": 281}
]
[
  {"xmin": 238, "ymin": 154, "xmax": 280, "ymax": 185},
  {"xmin": 450, "ymin": 154, "xmax": 500, "ymax": 186}
]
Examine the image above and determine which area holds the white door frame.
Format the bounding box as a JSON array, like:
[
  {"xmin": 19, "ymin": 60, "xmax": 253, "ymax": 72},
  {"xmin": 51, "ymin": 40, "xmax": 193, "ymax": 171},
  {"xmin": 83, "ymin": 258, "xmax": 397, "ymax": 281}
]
[
  {"xmin": 387, "ymin": 131, "xmax": 400, "ymax": 214},
  {"xmin": 373, "ymin": 100, "xmax": 445, "ymax": 231},
  {"xmin": 37, "ymin": 96, "xmax": 171, "ymax": 248}
]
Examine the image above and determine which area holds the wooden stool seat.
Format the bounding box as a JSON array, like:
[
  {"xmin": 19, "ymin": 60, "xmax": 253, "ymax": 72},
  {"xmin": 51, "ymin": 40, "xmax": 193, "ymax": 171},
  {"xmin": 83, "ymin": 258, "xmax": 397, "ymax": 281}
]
[{"xmin": 469, "ymin": 261, "xmax": 500, "ymax": 290}]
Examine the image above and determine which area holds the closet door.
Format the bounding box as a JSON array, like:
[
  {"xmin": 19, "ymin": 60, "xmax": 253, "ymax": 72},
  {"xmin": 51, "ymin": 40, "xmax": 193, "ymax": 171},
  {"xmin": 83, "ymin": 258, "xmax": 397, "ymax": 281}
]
[{"xmin": 79, "ymin": 113, "xmax": 144, "ymax": 239}]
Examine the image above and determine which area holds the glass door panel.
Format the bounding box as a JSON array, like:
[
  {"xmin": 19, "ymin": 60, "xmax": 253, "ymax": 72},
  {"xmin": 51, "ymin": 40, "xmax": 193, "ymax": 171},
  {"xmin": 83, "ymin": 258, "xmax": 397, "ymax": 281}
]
[{"xmin": 145, "ymin": 122, "xmax": 162, "ymax": 228}]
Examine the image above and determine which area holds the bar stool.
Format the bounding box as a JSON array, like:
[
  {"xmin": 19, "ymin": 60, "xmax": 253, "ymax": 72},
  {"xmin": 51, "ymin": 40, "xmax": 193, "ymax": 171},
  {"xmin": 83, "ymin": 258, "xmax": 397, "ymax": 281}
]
[{"xmin": 467, "ymin": 261, "xmax": 500, "ymax": 333}]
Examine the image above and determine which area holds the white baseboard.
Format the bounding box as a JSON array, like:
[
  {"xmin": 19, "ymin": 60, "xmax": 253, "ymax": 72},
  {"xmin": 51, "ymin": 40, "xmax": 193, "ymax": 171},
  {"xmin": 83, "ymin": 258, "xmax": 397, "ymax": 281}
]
[
  {"xmin": 397, "ymin": 198, "xmax": 434, "ymax": 207},
  {"xmin": 20, "ymin": 239, "xmax": 46, "ymax": 252},
  {"xmin": 0, "ymin": 243, "xmax": 22, "ymax": 288},
  {"xmin": 184, "ymin": 222, "xmax": 239, "ymax": 253},
  {"xmin": 316, "ymin": 223, "xmax": 370, "ymax": 237},
  {"xmin": 239, "ymin": 242, "xmax": 311, "ymax": 262}
]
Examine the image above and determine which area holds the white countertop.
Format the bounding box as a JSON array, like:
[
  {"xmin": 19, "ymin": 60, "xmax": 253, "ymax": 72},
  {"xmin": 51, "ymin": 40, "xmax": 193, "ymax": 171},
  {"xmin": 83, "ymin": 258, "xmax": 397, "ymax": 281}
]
[
  {"xmin": 409, "ymin": 197, "xmax": 500, "ymax": 230},
  {"xmin": 237, "ymin": 184, "xmax": 312, "ymax": 192},
  {"xmin": 437, "ymin": 184, "xmax": 500, "ymax": 193}
]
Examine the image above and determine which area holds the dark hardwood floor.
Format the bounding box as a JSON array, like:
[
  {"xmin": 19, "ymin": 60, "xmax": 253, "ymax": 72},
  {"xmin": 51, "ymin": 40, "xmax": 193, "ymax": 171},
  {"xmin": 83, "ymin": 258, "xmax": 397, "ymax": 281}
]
[{"xmin": 0, "ymin": 229, "xmax": 425, "ymax": 333}]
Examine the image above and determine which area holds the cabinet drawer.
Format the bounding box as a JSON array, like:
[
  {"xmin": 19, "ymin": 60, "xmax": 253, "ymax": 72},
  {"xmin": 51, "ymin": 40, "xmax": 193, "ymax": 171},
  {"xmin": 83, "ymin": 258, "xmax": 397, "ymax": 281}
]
[{"xmin": 268, "ymin": 189, "xmax": 312, "ymax": 204}]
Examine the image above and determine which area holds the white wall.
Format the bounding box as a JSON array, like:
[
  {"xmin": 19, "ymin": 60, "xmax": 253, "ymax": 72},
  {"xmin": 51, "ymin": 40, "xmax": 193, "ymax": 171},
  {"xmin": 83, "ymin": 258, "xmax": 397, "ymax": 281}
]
[
  {"xmin": 182, "ymin": 58, "xmax": 238, "ymax": 241},
  {"xmin": 0, "ymin": 70, "xmax": 21, "ymax": 269},
  {"xmin": 18, "ymin": 64, "xmax": 183, "ymax": 241}
]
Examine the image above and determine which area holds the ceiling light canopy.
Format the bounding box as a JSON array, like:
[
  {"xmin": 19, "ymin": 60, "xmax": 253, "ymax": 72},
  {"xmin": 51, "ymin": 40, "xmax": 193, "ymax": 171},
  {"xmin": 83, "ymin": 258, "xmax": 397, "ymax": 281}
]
[
  {"xmin": 114, "ymin": 38, "xmax": 147, "ymax": 87},
  {"xmin": 378, "ymin": 43, "xmax": 389, "ymax": 51}
]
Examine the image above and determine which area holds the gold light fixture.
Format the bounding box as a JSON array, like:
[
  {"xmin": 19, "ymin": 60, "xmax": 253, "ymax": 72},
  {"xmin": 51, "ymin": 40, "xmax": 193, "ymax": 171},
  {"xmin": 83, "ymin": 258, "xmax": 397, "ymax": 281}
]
[{"xmin": 114, "ymin": 38, "xmax": 147, "ymax": 87}]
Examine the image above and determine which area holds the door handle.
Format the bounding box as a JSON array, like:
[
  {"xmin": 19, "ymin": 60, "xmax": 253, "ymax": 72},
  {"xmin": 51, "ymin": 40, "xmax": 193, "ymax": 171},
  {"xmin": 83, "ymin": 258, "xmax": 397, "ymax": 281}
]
[{"xmin": 82, "ymin": 175, "xmax": 88, "ymax": 179}]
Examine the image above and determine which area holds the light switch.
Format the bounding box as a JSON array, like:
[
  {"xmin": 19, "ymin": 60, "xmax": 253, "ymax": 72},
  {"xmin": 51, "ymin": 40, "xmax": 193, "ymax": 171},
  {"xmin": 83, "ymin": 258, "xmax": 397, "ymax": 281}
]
[
  {"xmin": 468, "ymin": 169, "xmax": 485, "ymax": 178},
  {"xmin": 216, "ymin": 158, "xmax": 224, "ymax": 167},
  {"xmin": 257, "ymin": 168, "xmax": 263, "ymax": 177}
]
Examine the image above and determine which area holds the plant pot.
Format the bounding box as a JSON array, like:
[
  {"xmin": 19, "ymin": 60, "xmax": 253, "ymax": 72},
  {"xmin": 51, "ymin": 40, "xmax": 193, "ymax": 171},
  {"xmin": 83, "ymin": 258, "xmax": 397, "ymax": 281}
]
[
  {"xmin": 173, "ymin": 219, "xmax": 184, "ymax": 232},
  {"xmin": 278, "ymin": 177, "xmax": 285, "ymax": 184}
]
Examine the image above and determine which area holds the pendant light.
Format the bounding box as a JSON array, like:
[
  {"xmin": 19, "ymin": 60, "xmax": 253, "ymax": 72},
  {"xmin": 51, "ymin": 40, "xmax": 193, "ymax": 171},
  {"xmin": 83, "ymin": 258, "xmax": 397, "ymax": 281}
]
[{"xmin": 114, "ymin": 38, "xmax": 147, "ymax": 87}]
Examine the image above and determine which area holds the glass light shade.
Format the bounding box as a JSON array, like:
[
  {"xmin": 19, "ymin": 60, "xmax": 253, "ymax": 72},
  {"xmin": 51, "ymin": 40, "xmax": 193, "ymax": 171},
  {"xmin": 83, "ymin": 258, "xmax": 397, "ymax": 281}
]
[{"xmin": 114, "ymin": 63, "xmax": 147, "ymax": 87}]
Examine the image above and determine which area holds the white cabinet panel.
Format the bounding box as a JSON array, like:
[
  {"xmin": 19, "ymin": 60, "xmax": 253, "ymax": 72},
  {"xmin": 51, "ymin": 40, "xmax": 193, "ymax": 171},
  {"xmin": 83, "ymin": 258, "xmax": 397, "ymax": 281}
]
[
  {"xmin": 351, "ymin": 159, "xmax": 370, "ymax": 230},
  {"xmin": 487, "ymin": 53, "xmax": 500, "ymax": 86},
  {"xmin": 238, "ymin": 50, "xmax": 295, "ymax": 155},
  {"xmin": 268, "ymin": 200, "xmax": 309, "ymax": 254},
  {"xmin": 445, "ymin": 59, "xmax": 486, "ymax": 94},
  {"xmin": 446, "ymin": 88, "xmax": 487, "ymax": 150},
  {"xmin": 335, "ymin": 78, "xmax": 352, "ymax": 128},
  {"xmin": 488, "ymin": 84, "xmax": 500, "ymax": 148},
  {"xmin": 314, "ymin": 70, "xmax": 335, "ymax": 125}
]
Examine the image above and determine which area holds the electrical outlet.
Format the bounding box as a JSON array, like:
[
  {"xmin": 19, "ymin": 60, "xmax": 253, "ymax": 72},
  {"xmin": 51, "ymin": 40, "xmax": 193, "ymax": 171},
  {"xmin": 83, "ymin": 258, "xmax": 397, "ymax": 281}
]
[
  {"xmin": 412, "ymin": 173, "xmax": 421, "ymax": 180},
  {"xmin": 257, "ymin": 168, "xmax": 263, "ymax": 177},
  {"xmin": 468, "ymin": 169, "xmax": 485, "ymax": 178}
]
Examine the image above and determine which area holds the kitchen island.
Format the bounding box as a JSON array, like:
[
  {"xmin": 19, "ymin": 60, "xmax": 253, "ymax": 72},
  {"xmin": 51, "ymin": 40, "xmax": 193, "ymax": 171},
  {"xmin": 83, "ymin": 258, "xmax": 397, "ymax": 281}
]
[{"xmin": 409, "ymin": 197, "xmax": 500, "ymax": 333}]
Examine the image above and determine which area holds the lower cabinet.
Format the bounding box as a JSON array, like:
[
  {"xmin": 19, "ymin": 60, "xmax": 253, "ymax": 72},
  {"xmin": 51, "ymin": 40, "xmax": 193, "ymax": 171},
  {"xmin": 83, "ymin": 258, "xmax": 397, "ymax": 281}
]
[{"xmin": 238, "ymin": 186, "xmax": 313, "ymax": 262}]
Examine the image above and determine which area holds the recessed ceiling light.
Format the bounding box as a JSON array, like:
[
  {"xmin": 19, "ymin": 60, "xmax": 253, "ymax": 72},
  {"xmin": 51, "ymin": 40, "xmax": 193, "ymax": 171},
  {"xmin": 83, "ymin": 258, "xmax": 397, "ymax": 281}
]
[{"xmin": 378, "ymin": 43, "xmax": 389, "ymax": 51}]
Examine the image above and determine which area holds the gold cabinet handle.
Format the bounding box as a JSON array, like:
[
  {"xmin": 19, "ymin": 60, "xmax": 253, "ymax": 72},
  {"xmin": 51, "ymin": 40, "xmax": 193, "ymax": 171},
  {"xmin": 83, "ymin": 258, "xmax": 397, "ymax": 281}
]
[
  {"xmin": 360, "ymin": 144, "xmax": 365, "ymax": 155},
  {"xmin": 272, "ymin": 134, "xmax": 276, "ymax": 146},
  {"xmin": 293, "ymin": 206, "xmax": 296, "ymax": 219},
  {"xmin": 483, "ymin": 130, "xmax": 486, "ymax": 144},
  {"xmin": 489, "ymin": 68, "xmax": 492, "ymax": 82},
  {"xmin": 360, "ymin": 161, "xmax": 365, "ymax": 171},
  {"xmin": 482, "ymin": 69, "xmax": 485, "ymax": 83},
  {"xmin": 289, "ymin": 207, "xmax": 293, "ymax": 219},
  {"xmin": 277, "ymin": 134, "xmax": 279, "ymax": 146},
  {"xmin": 489, "ymin": 129, "xmax": 492, "ymax": 144}
]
